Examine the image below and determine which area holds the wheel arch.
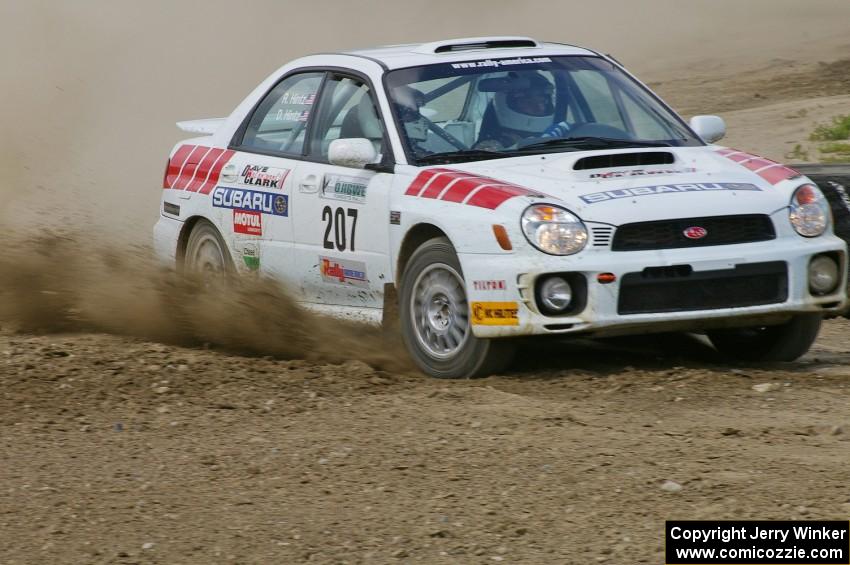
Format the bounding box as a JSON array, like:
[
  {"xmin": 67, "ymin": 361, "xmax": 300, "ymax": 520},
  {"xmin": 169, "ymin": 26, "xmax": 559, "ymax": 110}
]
[
  {"xmin": 395, "ymin": 222, "xmax": 453, "ymax": 283},
  {"xmin": 176, "ymin": 215, "xmax": 213, "ymax": 271}
]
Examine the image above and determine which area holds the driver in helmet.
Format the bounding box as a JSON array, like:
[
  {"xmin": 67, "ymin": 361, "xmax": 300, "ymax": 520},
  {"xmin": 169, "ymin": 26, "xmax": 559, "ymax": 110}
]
[
  {"xmin": 476, "ymin": 71, "xmax": 569, "ymax": 150},
  {"xmin": 393, "ymin": 85, "xmax": 430, "ymax": 155}
]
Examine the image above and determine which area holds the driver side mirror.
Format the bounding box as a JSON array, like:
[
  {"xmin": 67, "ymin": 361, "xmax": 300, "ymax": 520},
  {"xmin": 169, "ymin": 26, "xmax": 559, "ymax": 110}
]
[
  {"xmin": 328, "ymin": 138, "xmax": 377, "ymax": 169},
  {"xmin": 689, "ymin": 115, "xmax": 726, "ymax": 144}
]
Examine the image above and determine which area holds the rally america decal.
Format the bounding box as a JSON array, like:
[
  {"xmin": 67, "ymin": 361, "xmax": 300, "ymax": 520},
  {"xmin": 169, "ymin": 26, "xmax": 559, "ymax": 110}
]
[
  {"xmin": 405, "ymin": 168, "xmax": 544, "ymax": 210},
  {"xmin": 163, "ymin": 145, "xmax": 235, "ymax": 194},
  {"xmin": 321, "ymin": 174, "xmax": 368, "ymax": 203},
  {"xmin": 579, "ymin": 182, "xmax": 761, "ymax": 204},
  {"xmin": 716, "ymin": 148, "xmax": 801, "ymax": 185},
  {"xmin": 319, "ymin": 256, "xmax": 369, "ymax": 288},
  {"xmin": 212, "ymin": 187, "xmax": 289, "ymax": 216}
]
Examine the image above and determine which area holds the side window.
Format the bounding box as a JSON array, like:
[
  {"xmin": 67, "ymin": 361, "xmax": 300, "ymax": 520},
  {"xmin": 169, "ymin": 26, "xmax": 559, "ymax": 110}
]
[
  {"xmin": 309, "ymin": 76, "xmax": 384, "ymax": 161},
  {"xmin": 241, "ymin": 72, "xmax": 323, "ymax": 155}
]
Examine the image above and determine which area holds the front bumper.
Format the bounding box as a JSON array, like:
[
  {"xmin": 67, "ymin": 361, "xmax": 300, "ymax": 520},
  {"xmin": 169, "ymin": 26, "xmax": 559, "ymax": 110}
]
[{"xmin": 461, "ymin": 235, "xmax": 848, "ymax": 338}]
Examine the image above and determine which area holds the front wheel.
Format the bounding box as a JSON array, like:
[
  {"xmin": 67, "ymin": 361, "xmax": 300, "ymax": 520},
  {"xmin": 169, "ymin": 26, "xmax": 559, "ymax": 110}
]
[
  {"xmin": 706, "ymin": 313, "xmax": 822, "ymax": 362},
  {"xmin": 399, "ymin": 237, "xmax": 515, "ymax": 379}
]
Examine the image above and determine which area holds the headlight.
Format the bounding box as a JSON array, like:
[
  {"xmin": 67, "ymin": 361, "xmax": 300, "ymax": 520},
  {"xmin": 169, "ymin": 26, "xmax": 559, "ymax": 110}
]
[
  {"xmin": 521, "ymin": 204, "xmax": 587, "ymax": 255},
  {"xmin": 789, "ymin": 184, "xmax": 830, "ymax": 237}
]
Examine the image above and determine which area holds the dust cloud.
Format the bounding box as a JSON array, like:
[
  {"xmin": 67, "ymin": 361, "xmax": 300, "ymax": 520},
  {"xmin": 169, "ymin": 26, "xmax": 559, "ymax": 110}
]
[{"xmin": 0, "ymin": 235, "xmax": 410, "ymax": 371}]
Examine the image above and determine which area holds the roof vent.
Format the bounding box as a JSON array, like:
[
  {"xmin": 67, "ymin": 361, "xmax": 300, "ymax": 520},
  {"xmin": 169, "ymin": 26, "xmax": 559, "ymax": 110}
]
[
  {"xmin": 573, "ymin": 152, "xmax": 675, "ymax": 170},
  {"xmin": 414, "ymin": 36, "xmax": 540, "ymax": 55}
]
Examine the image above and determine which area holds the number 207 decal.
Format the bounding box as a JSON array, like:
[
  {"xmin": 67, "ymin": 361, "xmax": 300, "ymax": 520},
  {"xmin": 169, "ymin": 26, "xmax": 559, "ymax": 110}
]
[{"xmin": 322, "ymin": 206, "xmax": 358, "ymax": 252}]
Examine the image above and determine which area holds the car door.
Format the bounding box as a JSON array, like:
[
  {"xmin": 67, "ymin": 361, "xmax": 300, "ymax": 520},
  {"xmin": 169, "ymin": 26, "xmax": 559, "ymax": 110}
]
[
  {"xmin": 225, "ymin": 71, "xmax": 324, "ymax": 296},
  {"xmin": 290, "ymin": 73, "xmax": 393, "ymax": 309}
]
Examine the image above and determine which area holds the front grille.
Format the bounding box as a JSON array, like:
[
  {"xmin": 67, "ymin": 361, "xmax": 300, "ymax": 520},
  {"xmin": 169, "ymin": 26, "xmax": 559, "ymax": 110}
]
[
  {"xmin": 617, "ymin": 261, "xmax": 788, "ymax": 315},
  {"xmin": 590, "ymin": 226, "xmax": 614, "ymax": 247},
  {"xmin": 612, "ymin": 214, "xmax": 775, "ymax": 251}
]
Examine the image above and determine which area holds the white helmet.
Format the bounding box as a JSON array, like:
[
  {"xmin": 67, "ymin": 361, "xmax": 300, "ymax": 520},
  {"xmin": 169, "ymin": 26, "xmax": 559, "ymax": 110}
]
[{"xmin": 492, "ymin": 71, "xmax": 555, "ymax": 135}]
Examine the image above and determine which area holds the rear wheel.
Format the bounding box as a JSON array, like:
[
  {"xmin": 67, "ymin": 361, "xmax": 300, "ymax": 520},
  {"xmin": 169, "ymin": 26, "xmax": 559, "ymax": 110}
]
[
  {"xmin": 399, "ymin": 237, "xmax": 515, "ymax": 378},
  {"xmin": 183, "ymin": 219, "xmax": 233, "ymax": 281},
  {"xmin": 706, "ymin": 313, "xmax": 822, "ymax": 362}
]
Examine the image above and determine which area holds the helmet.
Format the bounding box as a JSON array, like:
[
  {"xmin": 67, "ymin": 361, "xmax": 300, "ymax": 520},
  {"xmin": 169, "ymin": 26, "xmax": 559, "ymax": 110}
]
[
  {"xmin": 393, "ymin": 85, "xmax": 428, "ymax": 142},
  {"xmin": 492, "ymin": 71, "xmax": 554, "ymax": 135}
]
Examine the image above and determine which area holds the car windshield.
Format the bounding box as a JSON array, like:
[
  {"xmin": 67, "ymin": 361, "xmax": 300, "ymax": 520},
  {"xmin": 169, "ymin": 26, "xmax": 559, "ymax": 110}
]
[{"xmin": 385, "ymin": 55, "xmax": 703, "ymax": 165}]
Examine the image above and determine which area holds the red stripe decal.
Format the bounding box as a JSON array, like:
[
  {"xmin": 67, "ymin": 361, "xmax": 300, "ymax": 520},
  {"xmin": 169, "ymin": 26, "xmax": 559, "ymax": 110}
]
[
  {"xmin": 725, "ymin": 152, "xmax": 752, "ymax": 163},
  {"xmin": 759, "ymin": 165, "xmax": 800, "ymax": 185},
  {"xmin": 165, "ymin": 145, "xmax": 195, "ymax": 188},
  {"xmin": 173, "ymin": 146, "xmax": 209, "ymax": 190},
  {"xmin": 441, "ymin": 177, "xmax": 489, "ymax": 203},
  {"xmin": 406, "ymin": 168, "xmax": 539, "ymax": 209},
  {"xmin": 740, "ymin": 157, "xmax": 777, "ymax": 171},
  {"xmin": 421, "ymin": 172, "xmax": 474, "ymax": 199},
  {"xmin": 405, "ymin": 168, "xmax": 453, "ymax": 196},
  {"xmin": 465, "ymin": 186, "xmax": 521, "ymax": 209},
  {"xmin": 186, "ymin": 148, "xmax": 225, "ymax": 192},
  {"xmin": 717, "ymin": 148, "xmax": 800, "ymax": 185},
  {"xmin": 199, "ymin": 150, "xmax": 235, "ymax": 195}
]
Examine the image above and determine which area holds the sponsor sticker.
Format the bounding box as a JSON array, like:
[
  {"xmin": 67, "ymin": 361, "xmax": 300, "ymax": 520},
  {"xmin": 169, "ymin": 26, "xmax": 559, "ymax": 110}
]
[
  {"xmin": 242, "ymin": 243, "xmax": 260, "ymax": 271},
  {"xmin": 212, "ymin": 187, "xmax": 289, "ymax": 216},
  {"xmin": 473, "ymin": 280, "xmax": 507, "ymax": 291},
  {"xmin": 321, "ymin": 174, "xmax": 368, "ymax": 203},
  {"xmin": 579, "ymin": 182, "xmax": 761, "ymax": 204},
  {"xmin": 233, "ymin": 209, "xmax": 262, "ymax": 236},
  {"xmin": 320, "ymin": 256, "xmax": 369, "ymax": 288},
  {"xmin": 239, "ymin": 165, "xmax": 289, "ymax": 189},
  {"xmin": 588, "ymin": 167, "xmax": 697, "ymax": 180},
  {"xmin": 471, "ymin": 302, "xmax": 519, "ymax": 326},
  {"xmin": 389, "ymin": 210, "xmax": 401, "ymax": 225}
]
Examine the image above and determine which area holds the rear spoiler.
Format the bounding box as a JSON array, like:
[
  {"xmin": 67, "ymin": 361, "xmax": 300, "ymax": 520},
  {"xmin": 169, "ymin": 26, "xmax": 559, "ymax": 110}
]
[{"xmin": 176, "ymin": 118, "xmax": 225, "ymax": 135}]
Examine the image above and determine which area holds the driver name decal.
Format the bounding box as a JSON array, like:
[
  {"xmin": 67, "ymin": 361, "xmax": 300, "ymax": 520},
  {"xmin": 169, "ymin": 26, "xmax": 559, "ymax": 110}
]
[{"xmin": 579, "ymin": 182, "xmax": 761, "ymax": 204}]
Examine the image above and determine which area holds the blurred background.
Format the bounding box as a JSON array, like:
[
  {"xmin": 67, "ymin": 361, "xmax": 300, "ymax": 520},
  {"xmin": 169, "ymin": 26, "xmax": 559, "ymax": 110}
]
[{"xmin": 1, "ymin": 0, "xmax": 848, "ymax": 240}]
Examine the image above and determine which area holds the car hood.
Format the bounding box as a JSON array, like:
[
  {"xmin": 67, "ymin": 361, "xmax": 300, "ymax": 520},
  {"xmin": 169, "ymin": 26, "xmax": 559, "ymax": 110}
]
[{"xmin": 444, "ymin": 146, "xmax": 801, "ymax": 224}]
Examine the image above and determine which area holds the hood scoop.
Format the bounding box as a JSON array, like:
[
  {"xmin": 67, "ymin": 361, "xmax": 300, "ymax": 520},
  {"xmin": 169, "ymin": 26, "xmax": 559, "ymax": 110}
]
[{"xmin": 573, "ymin": 151, "xmax": 675, "ymax": 170}]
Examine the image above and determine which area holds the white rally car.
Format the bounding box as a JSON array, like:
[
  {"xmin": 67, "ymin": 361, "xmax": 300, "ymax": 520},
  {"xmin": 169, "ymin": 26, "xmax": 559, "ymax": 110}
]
[{"xmin": 154, "ymin": 36, "xmax": 847, "ymax": 378}]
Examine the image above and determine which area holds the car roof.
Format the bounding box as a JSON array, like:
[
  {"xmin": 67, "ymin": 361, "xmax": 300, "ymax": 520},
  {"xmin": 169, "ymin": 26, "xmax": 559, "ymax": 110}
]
[{"xmin": 341, "ymin": 36, "xmax": 598, "ymax": 70}]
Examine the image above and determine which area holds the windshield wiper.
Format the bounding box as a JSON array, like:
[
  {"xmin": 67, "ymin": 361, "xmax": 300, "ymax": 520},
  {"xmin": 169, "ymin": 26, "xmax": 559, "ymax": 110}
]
[
  {"xmin": 517, "ymin": 136, "xmax": 671, "ymax": 152},
  {"xmin": 415, "ymin": 149, "xmax": 515, "ymax": 165}
]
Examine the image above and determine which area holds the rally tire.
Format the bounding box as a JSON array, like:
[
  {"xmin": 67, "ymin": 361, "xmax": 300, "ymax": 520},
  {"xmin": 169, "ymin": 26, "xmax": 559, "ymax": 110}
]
[
  {"xmin": 706, "ymin": 313, "xmax": 822, "ymax": 362},
  {"xmin": 183, "ymin": 219, "xmax": 234, "ymax": 280},
  {"xmin": 399, "ymin": 237, "xmax": 515, "ymax": 379}
]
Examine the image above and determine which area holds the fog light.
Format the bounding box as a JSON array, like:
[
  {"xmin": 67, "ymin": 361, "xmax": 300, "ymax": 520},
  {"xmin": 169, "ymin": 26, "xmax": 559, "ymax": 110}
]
[
  {"xmin": 539, "ymin": 276, "xmax": 572, "ymax": 313},
  {"xmin": 809, "ymin": 255, "xmax": 840, "ymax": 295}
]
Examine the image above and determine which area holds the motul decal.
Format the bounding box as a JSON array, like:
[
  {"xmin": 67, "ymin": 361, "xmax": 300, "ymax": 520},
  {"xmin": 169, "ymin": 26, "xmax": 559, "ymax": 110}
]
[
  {"xmin": 405, "ymin": 168, "xmax": 542, "ymax": 210},
  {"xmin": 163, "ymin": 144, "xmax": 235, "ymax": 194},
  {"xmin": 233, "ymin": 209, "xmax": 263, "ymax": 236},
  {"xmin": 716, "ymin": 148, "xmax": 801, "ymax": 185}
]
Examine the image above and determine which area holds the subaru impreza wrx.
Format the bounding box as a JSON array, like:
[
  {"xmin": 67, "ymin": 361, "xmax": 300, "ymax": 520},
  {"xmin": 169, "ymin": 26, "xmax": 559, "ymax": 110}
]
[{"xmin": 154, "ymin": 36, "xmax": 847, "ymax": 378}]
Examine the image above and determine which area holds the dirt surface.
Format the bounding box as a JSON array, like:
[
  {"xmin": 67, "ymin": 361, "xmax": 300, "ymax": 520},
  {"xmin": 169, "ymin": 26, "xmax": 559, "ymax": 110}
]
[
  {"xmin": 4, "ymin": 2, "xmax": 850, "ymax": 564},
  {"xmin": 2, "ymin": 322, "xmax": 850, "ymax": 564}
]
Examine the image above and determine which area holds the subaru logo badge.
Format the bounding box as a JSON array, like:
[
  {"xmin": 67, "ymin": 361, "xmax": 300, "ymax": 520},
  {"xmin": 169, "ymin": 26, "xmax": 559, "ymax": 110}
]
[{"xmin": 683, "ymin": 226, "xmax": 708, "ymax": 239}]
